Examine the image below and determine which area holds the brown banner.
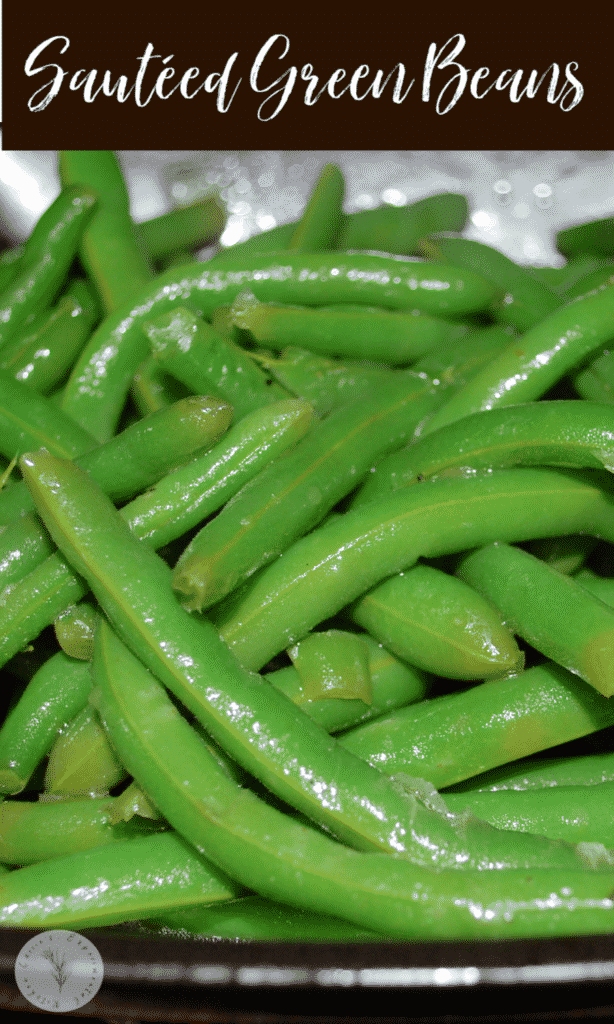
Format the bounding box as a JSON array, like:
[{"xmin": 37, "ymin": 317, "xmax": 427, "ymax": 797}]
[{"xmin": 1, "ymin": 0, "xmax": 611, "ymax": 149}]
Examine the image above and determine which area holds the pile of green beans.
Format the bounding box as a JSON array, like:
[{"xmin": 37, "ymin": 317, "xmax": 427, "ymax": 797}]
[{"xmin": 2, "ymin": 152, "xmax": 614, "ymax": 944}]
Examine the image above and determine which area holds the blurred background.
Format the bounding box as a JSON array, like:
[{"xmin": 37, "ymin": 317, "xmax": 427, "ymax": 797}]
[{"xmin": 1, "ymin": 150, "xmax": 613, "ymax": 264}]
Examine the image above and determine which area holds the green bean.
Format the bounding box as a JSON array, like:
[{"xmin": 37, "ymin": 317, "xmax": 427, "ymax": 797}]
[
  {"xmin": 0, "ymin": 832, "xmax": 241, "ymax": 929},
  {"xmin": 232, "ymin": 291, "xmax": 452, "ymax": 365},
  {"xmin": 412, "ymin": 324, "xmax": 515, "ymax": 393},
  {"xmin": 0, "ymin": 797, "xmax": 163, "ymax": 865},
  {"xmin": 89, "ymin": 622, "xmax": 614, "ymax": 940},
  {"xmin": 421, "ymin": 236, "xmax": 561, "ymax": 333},
  {"xmin": 457, "ymin": 542, "xmax": 614, "ymax": 696},
  {"xmin": 563, "ymin": 266, "xmax": 614, "ymax": 301},
  {"xmin": 109, "ymin": 781, "xmax": 161, "ymax": 824},
  {"xmin": 338, "ymin": 660, "xmax": 614, "ymax": 788},
  {"xmin": 173, "ymin": 373, "xmax": 440, "ymax": 611},
  {"xmin": 0, "ymin": 394, "xmax": 232, "ymax": 584},
  {"xmin": 448, "ymin": 750, "xmax": 614, "ymax": 794},
  {"xmin": 524, "ymin": 534, "xmax": 598, "ymax": 576},
  {"xmin": 557, "ymin": 215, "xmax": 614, "ymax": 259},
  {"xmin": 287, "ymin": 629, "xmax": 373, "ymax": 705},
  {"xmin": 59, "ymin": 151, "xmax": 153, "ymax": 314},
  {"xmin": 24, "ymin": 454, "xmax": 582, "ymax": 874},
  {"xmin": 213, "ymin": 192, "xmax": 468, "ymax": 262},
  {"xmin": 352, "ymin": 401, "xmax": 614, "ymax": 509},
  {"xmin": 136, "ymin": 195, "xmax": 225, "ymax": 263},
  {"xmin": 444, "ymin": 783, "xmax": 614, "ymax": 847},
  {"xmin": 54, "ymin": 601, "xmax": 97, "ymax": 661},
  {"xmin": 216, "ymin": 468, "xmax": 614, "ymax": 672},
  {"xmin": 0, "ymin": 281, "xmax": 99, "ymax": 394},
  {"xmin": 60, "ymin": 252, "xmax": 499, "ymax": 443},
  {"xmin": 266, "ymin": 633, "xmax": 429, "ymax": 733},
  {"xmin": 150, "ymin": 895, "xmax": 380, "ymax": 941},
  {"xmin": 288, "ymin": 163, "xmax": 345, "ymax": 251},
  {"xmin": 146, "ymin": 306, "xmax": 289, "ymax": 417},
  {"xmin": 418, "ymin": 281, "xmax": 614, "ymax": 437},
  {"xmin": 44, "ymin": 704, "xmax": 128, "ymax": 798},
  {"xmin": 0, "ymin": 187, "xmax": 97, "ymax": 350},
  {"xmin": 0, "ymin": 400, "xmax": 314, "ymax": 666},
  {"xmin": 349, "ymin": 563, "xmax": 523, "ymax": 680},
  {"xmin": 19, "ymin": 449, "xmax": 435, "ymax": 858},
  {"xmin": 0, "ymin": 245, "xmax": 24, "ymax": 293},
  {"xmin": 248, "ymin": 345, "xmax": 404, "ymax": 417},
  {"xmin": 0, "ymin": 368, "xmax": 96, "ymax": 463},
  {"xmin": 575, "ymin": 568, "xmax": 614, "ymax": 605},
  {"xmin": 0, "ymin": 652, "xmax": 92, "ymax": 795},
  {"xmin": 130, "ymin": 355, "xmax": 190, "ymax": 415}
]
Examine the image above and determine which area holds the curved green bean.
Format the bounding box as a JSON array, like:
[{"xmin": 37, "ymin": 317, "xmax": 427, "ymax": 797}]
[{"xmin": 60, "ymin": 252, "xmax": 499, "ymax": 442}]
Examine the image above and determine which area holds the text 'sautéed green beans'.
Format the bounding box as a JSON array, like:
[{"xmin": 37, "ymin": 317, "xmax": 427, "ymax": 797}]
[
  {"xmin": 456, "ymin": 542, "xmax": 614, "ymax": 697},
  {"xmin": 216, "ymin": 468, "xmax": 614, "ymax": 672},
  {"xmin": 60, "ymin": 252, "xmax": 499, "ymax": 443}
]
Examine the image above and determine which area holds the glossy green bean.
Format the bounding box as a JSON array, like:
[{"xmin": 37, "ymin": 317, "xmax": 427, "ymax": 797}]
[
  {"xmin": 0, "ymin": 394, "xmax": 232, "ymax": 584},
  {"xmin": 266, "ymin": 633, "xmax": 429, "ymax": 733},
  {"xmin": 232, "ymin": 292, "xmax": 452, "ymax": 365},
  {"xmin": 0, "ymin": 281, "xmax": 99, "ymax": 394},
  {"xmin": 0, "ymin": 400, "xmax": 314, "ymax": 666},
  {"xmin": 418, "ymin": 281, "xmax": 614, "ymax": 437},
  {"xmin": 287, "ymin": 629, "xmax": 373, "ymax": 705},
  {"xmin": 150, "ymin": 895, "xmax": 380, "ymax": 941},
  {"xmin": 557, "ymin": 215, "xmax": 614, "ymax": 259},
  {"xmin": 54, "ymin": 601, "xmax": 97, "ymax": 660},
  {"xmin": 0, "ymin": 797, "xmax": 163, "ymax": 865},
  {"xmin": 421, "ymin": 236, "xmax": 561, "ymax": 333},
  {"xmin": 19, "ymin": 449, "xmax": 437, "ymax": 858},
  {"xmin": 249, "ymin": 346, "xmax": 405, "ymax": 417},
  {"xmin": 457, "ymin": 542, "xmax": 614, "ymax": 696},
  {"xmin": 44, "ymin": 704, "xmax": 128, "ymax": 797},
  {"xmin": 130, "ymin": 355, "xmax": 190, "ymax": 415},
  {"xmin": 0, "ymin": 652, "xmax": 92, "ymax": 795},
  {"xmin": 213, "ymin": 192, "xmax": 468, "ymax": 261},
  {"xmin": 59, "ymin": 151, "xmax": 152, "ymax": 314},
  {"xmin": 339, "ymin": 660, "xmax": 614, "ymax": 788},
  {"xmin": 173, "ymin": 373, "xmax": 440, "ymax": 611},
  {"xmin": 288, "ymin": 163, "xmax": 345, "ymax": 251},
  {"xmin": 146, "ymin": 306, "xmax": 289, "ymax": 417},
  {"xmin": 0, "ymin": 368, "xmax": 96, "ymax": 463},
  {"xmin": 524, "ymin": 534, "xmax": 598, "ymax": 576},
  {"xmin": 349, "ymin": 563, "xmax": 523, "ymax": 680},
  {"xmin": 353, "ymin": 400, "xmax": 614, "ymax": 508},
  {"xmin": 90, "ymin": 622, "xmax": 614, "ymax": 940},
  {"xmin": 0, "ymin": 187, "xmax": 97, "ymax": 349},
  {"xmin": 444, "ymin": 783, "xmax": 614, "ymax": 847},
  {"xmin": 447, "ymin": 750, "xmax": 614, "ymax": 794},
  {"xmin": 136, "ymin": 195, "xmax": 225, "ymax": 262},
  {"xmin": 216, "ymin": 468, "xmax": 614, "ymax": 672},
  {"xmin": 60, "ymin": 252, "xmax": 499, "ymax": 442},
  {"xmin": 0, "ymin": 832, "xmax": 241, "ymax": 929}
]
